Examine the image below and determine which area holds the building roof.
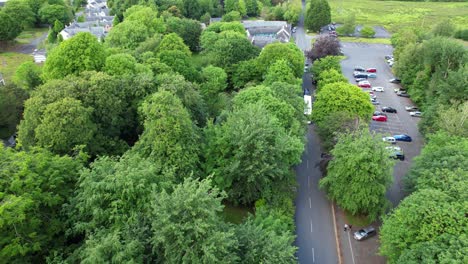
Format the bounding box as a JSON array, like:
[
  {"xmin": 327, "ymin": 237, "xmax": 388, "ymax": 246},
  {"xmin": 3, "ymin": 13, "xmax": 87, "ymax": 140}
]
[
  {"xmin": 242, "ymin": 20, "xmax": 288, "ymax": 29},
  {"xmin": 242, "ymin": 20, "xmax": 291, "ymax": 48}
]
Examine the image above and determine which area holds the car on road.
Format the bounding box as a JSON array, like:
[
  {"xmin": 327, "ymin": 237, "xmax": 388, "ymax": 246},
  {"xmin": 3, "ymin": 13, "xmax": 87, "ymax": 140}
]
[
  {"xmin": 387, "ymin": 146, "xmax": 405, "ymax": 160},
  {"xmin": 373, "ymin": 111, "xmax": 387, "ymax": 117},
  {"xmin": 355, "ymin": 77, "xmax": 367, "ymax": 82},
  {"xmin": 372, "ymin": 115, "xmax": 387, "ymax": 122},
  {"xmin": 410, "ymin": 111, "xmax": 422, "ymax": 117},
  {"xmin": 354, "ymin": 66, "xmax": 365, "ymax": 72},
  {"xmin": 367, "ymin": 73, "xmax": 377, "ymax": 78},
  {"xmin": 372, "ymin": 86, "xmax": 384, "ymax": 92},
  {"xmin": 383, "ymin": 137, "xmax": 396, "ymax": 144},
  {"xmin": 382, "ymin": 106, "xmax": 397, "ymax": 113},
  {"xmin": 405, "ymin": 106, "xmax": 419, "ymax": 111},
  {"xmin": 353, "ymin": 227, "xmax": 377, "ymax": 241},
  {"xmin": 354, "ymin": 73, "xmax": 369, "ymax": 78},
  {"xmin": 389, "ymin": 78, "xmax": 401, "ymax": 83},
  {"xmin": 385, "ymin": 55, "xmax": 393, "ymax": 60},
  {"xmin": 358, "ymin": 81, "xmax": 371, "ymax": 88},
  {"xmin": 393, "ymin": 134, "xmax": 412, "ymax": 142},
  {"xmin": 366, "ymin": 68, "xmax": 377, "ymax": 73}
]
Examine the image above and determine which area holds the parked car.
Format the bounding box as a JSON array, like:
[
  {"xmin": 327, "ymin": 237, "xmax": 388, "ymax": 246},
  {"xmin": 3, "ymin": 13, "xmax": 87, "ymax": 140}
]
[
  {"xmin": 373, "ymin": 111, "xmax": 387, "ymax": 117},
  {"xmin": 292, "ymin": 26, "xmax": 297, "ymax": 33},
  {"xmin": 369, "ymin": 94, "xmax": 377, "ymax": 99},
  {"xmin": 410, "ymin": 111, "xmax": 422, "ymax": 117},
  {"xmin": 383, "ymin": 137, "xmax": 396, "ymax": 144},
  {"xmin": 398, "ymin": 93, "xmax": 410, "ymax": 98},
  {"xmin": 394, "ymin": 134, "xmax": 412, "ymax": 142},
  {"xmin": 358, "ymin": 81, "xmax": 372, "ymax": 88},
  {"xmin": 389, "ymin": 78, "xmax": 401, "ymax": 83},
  {"xmin": 372, "ymin": 115, "xmax": 387, "ymax": 122},
  {"xmin": 372, "ymin": 86, "xmax": 384, "ymax": 92},
  {"xmin": 382, "ymin": 106, "xmax": 397, "ymax": 113},
  {"xmin": 367, "ymin": 73, "xmax": 377, "ymax": 78},
  {"xmin": 388, "ymin": 61, "xmax": 394, "ymax": 67},
  {"xmin": 371, "ymin": 100, "xmax": 380, "ymax": 105},
  {"xmin": 354, "ymin": 66, "xmax": 365, "ymax": 72},
  {"xmin": 387, "ymin": 146, "xmax": 405, "ymax": 160},
  {"xmin": 394, "ymin": 88, "xmax": 406, "ymax": 93},
  {"xmin": 385, "ymin": 55, "xmax": 393, "ymax": 60},
  {"xmin": 353, "ymin": 227, "xmax": 377, "ymax": 241},
  {"xmin": 405, "ymin": 106, "xmax": 419, "ymax": 111},
  {"xmin": 354, "ymin": 73, "xmax": 368, "ymax": 78},
  {"xmin": 366, "ymin": 68, "xmax": 377, "ymax": 73}
]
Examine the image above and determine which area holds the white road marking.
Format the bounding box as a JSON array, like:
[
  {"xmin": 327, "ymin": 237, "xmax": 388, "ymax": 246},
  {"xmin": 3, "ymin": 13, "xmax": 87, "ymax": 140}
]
[
  {"xmin": 309, "ymin": 197, "xmax": 312, "ymax": 208},
  {"xmin": 312, "ymin": 248, "xmax": 315, "ymax": 263},
  {"xmin": 310, "ymin": 220, "xmax": 313, "ymax": 233},
  {"xmin": 347, "ymin": 231, "xmax": 356, "ymax": 264}
]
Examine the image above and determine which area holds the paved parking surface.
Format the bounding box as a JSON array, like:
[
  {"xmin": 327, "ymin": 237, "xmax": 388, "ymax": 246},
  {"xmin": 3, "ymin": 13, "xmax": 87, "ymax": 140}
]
[{"xmin": 338, "ymin": 42, "xmax": 424, "ymax": 264}]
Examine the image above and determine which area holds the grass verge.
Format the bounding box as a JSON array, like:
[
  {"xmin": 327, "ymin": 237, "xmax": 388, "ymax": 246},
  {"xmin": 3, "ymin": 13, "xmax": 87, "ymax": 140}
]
[
  {"xmin": 15, "ymin": 27, "xmax": 48, "ymax": 45},
  {"xmin": 344, "ymin": 211, "xmax": 373, "ymax": 227},
  {"xmin": 329, "ymin": 0, "xmax": 468, "ymax": 33},
  {"xmin": 0, "ymin": 52, "xmax": 34, "ymax": 84},
  {"xmin": 339, "ymin": 36, "xmax": 392, "ymax": 45}
]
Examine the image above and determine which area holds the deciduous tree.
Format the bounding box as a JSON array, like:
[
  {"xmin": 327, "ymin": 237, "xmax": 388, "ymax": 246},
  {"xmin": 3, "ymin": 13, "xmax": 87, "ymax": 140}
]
[
  {"xmin": 257, "ymin": 42, "xmax": 304, "ymax": 78},
  {"xmin": 305, "ymin": 0, "xmax": 331, "ymax": 32},
  {"xmin": 309, "ymin": 35, "xmax": 341, "ymax": 61}
]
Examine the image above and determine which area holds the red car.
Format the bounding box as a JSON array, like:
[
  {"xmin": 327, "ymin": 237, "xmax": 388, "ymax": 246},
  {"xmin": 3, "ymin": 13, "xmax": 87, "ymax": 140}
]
[
  {"xmin": 358, "ymin": 81, "xmax": 372, "ymax": 88},
  {"xmin": 366, "ymin": 68, "xmax": 377, "ymax": 73},
  {"xmin": 372, "ymin": 115, "xmax": 387, "ymax": 122}
]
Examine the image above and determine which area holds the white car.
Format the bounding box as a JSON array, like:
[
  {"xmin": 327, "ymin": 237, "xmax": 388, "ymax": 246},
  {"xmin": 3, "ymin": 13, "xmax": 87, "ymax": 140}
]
[
  {"xmin": 410, "ymin": 111, "xmax": 422, "ymax": 117},
  {"xmin": 386, "ymin": 146, "xmax": 402, "ymax": 151},
  {"xmin": 383, "ymin": 137, "xmax": 396, "ymax": 144},
  {"xmin": 372, "ymin": 87, "xmax": 385, "ymax": 92},
  {"xmin": 405, "ymin": 106, "xmax": 419, "ymax": 111}
]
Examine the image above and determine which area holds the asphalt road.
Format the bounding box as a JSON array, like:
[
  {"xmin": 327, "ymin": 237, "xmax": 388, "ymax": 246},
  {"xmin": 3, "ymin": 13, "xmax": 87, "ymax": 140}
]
[{"xmin": 294, "ymin": 3, "xmax": 339, "ymax": 263}]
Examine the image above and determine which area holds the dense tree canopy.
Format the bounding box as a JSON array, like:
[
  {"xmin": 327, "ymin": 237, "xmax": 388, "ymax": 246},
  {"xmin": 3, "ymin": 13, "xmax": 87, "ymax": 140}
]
[
  {"xmin": 319, "ymin": 128, "xmax": 394, "ymax": 220},
  {"xmin": 43, "ymin": 33, "xmax": 106, "ymax": 80},
  {"xmin": 305, "ymin": 0, "xmax": 331, "ymax": 32},
  {"xmin": 0, "ymin": 84, "xmax": 27, "ymax": 138},
  {"xmin": 257, "ymin": 42, "xmax": 305, "ymax": 78}
]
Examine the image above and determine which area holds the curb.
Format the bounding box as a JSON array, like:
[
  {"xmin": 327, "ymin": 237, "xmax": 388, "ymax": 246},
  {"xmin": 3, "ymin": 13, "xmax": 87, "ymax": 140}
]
[{"xmin": 331, "ymin": 203, "xmax": 343, "ymax": 264}]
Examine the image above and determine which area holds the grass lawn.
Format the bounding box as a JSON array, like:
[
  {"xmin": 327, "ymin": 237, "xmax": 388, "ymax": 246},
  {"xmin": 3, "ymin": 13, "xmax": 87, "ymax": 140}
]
[
  {"xmin": 329, "ymin": 0, "xmax": 468, "ymax": 32},
  {"xmin": 15, "ymin": 27, "xmax": 49, "ymax": 45},
  {"xmin": 0, "ymin": 52, "xmax": 34, "ymax": 84},
  {"xmin": 339, "ymin": 36, "xmax": 392, "ymax": 44},
  {"xmin": 222, "ymin": 202, "xmax": 254, "ymax": 224},
  {"xmin": 344, "ymin": 211, "xmax": 373, "ymax": 227}
]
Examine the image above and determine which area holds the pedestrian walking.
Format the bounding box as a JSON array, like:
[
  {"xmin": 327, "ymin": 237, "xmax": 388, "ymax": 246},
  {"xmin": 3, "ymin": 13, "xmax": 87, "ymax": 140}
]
[
  {"xmin": 349, "ymin": 225, "xmax": 353, "ymax": 231},
  {"xmin": 344, "ymin": 224, "xmax": 349, "ymax": 231}
]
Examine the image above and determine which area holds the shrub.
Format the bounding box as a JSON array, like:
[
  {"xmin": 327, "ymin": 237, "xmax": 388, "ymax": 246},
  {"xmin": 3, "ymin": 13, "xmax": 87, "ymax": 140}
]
[
  {"xmin": 454, "ymin": 29, "xmax": 468, "ymax": 41},
  {"xmin": 360, "ymin": 26, "xmax": 376, "ymax": 38}
]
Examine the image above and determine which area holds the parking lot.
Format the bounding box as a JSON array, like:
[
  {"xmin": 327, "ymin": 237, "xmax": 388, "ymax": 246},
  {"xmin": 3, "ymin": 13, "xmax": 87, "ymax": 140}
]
[{"xmin": 338, "ymin": 42, "xmax": 425, "ymax": 264}]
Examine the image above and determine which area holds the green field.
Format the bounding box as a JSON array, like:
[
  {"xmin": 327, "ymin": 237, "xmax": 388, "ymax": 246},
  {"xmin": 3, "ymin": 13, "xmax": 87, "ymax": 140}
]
[
  {"xmin": 15, "ymin": 27, "xmax": 48, "ymax": 45},
  {"xmin": 329, "ymin": 0, "xmax": 468, "ymax": 32},
  {"xmin": 0, "ymin": 52, "xmax": 34, "ymax": 84}
]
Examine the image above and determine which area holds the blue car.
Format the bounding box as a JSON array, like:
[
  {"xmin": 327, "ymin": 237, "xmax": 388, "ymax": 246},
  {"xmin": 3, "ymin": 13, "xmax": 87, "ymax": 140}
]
[
  {"xmin": 367, "ymin": 73, "xmax": 377, "ymax": 78},
  {"xmin": 393, "ymin": 134, "xmax": 412, "ymax": 142}
]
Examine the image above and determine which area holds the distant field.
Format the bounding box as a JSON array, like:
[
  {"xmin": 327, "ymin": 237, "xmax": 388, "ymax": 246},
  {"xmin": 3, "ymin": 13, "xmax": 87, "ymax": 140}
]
[
  {"xmin": 339, "ymin": 36, "xmax": 392, "ymax": 44},
  {"xmin": 0, "ymin": 52, "xmax": 34, "ymax": 84},
  {"xmin": 329, "ymin": 0, "xmax": 468, "ymax": 32}
]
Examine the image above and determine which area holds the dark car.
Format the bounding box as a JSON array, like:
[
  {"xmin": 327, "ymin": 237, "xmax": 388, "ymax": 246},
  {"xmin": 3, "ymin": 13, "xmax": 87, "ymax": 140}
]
[
  {"xmin": 354, "ymin": 66, "xmax": 366, "ymax": 72},
  {"xmin": 398, "ymin": 93, "xmax": 410, "ymax": 98},
  {"xmin": 373, "ymin": 111, "xmax": 387, "ymax": 117},
  {"xmin": 354, "ymin": 73, "xmax": 369, "ymax": 78},
  {"xmin": 389, "ymin": 78, "xmax": 401, "ymax": 83},
  {"xmin": 355, "ymin": 77, "xmax": 367, "ymax": 82},
  {"xmin": 394, "ymin": 134, "xmax": 412, "ymax": 142},
  {"xmin": 382, "ymin": 107, "xmax": 397, "ymax": 113},
  {"xmin": 353, "ymin": 227, "xmax": 377, "ymax": 241},
  {"xmin": 387, "ymin": 147, "xmax": 405, "ymax": 161}
]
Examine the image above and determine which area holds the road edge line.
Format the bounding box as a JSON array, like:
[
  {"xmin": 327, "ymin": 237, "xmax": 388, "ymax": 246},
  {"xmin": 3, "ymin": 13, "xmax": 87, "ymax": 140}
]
[{"xmin": 331, "ymin": 203, "xmax": 343, "ymax": 264}]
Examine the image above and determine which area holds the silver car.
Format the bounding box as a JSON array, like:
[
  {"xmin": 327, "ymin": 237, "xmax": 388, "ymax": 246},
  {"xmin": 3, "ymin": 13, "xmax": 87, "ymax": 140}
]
[{"xmin": 353, "ymin": 226, "xmax": 377, "ymax": 241}]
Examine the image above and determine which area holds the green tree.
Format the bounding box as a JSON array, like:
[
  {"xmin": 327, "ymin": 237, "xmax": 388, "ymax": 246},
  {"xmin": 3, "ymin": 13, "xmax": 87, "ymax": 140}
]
[
  {"xmin": 236, "ymin": 217, "xmax": 297, "ymax": 263},
  {"xmin": 319, "ymin": 128, "xmax": 394, "ymax": 220},
  {"xmin": 336, "ymin": 12, "xmax": 356, "ymax": 36},
  {"xmin": 315, "ymin": 111, "xmax": 360, "ymax": 151},
  {"xmin": 13, "ymin": 61, "xmax": 43, "ymax": 92},
  {"xmin": 0, "ymin": 84, "xmax": 27, "ymax": 138},
  {"xmin": 43, "ymin": 32, "xmax": 105, "ymax": 80},
  {"xmin": 360, "ymin": 26, "xmax": 375, "ymax": 38},
  {"xmin": 200, "ymin": 66, "xmax": 228, "ymax": 118},
  {"xmin": 224, "ymin": 0, "xmax": 238, "ymax": 13},
  {"xmin": 133, "ymin": 91, "xmax": 201, "ymax": 181},
  {"xmin": 104, "ymin": 53, "xmax": 138, "ymax": 76},
  {"xmin": 0, "ymin": 12, "xmax": 22, "ymax": 41},
  {"xmin": 204, "ymin": 104, "xmax": 303, "ymax": 204},
  {"xmin": 182, "ymin": 0, "xmax": 202, "ymax": 19},
  {"xmin": 317, "ymin": 69, "xmax": 347, "ymax": 90},
  {"xmin": 157, "ymin": 33, "xmax": 191, "ymax": 56},
  {"xmin": 222, "ymin": 10, "xmax": 242, "ymax": 22},
  {"xmin": 312, "ymin": 82, "xmax": 373, "ymax": 125},
  {"xmin": 305, "ymin": 0, "xmax": 331, "ymax": 32},
  {"xmin": 123, "ymin": 5, "xmax": 165, "ymax": 36},
  {"xmin": 435, "ymin": 101, "xmax": 468, "ymax": 137},
  {"xmin": 257, "ymin": 42, "xmax": 305, "ymax": 78},
  {"xmin": 165, "ymin": 17, "xmax": 202, "ymax": 51},
  {"xmin": 244, "ymin": 0, "xmax": 258, "ymax": 16},
  {"xmin": 1, "ymin": 0, "xmax": 35, "ymax": 28},
  {"xmin": 35, "ymin": 97, "xmax": 96, "ymax": 155},
  {"xmin": 105, "ymin": 20, "xmax": 150, "ymax": 49},
  {"xmin": 432, "ymin": 19, "xmax": 455, "ymax": 37},
  {"xmin": 208, "ymin": 31, "xmax": 260, "ymax": 69},
  {"xmin": 231, "ymin": 59, "xmax": 263, "ymax": 89},
  {"xmin": 151, "ymin": 177, "xmax": 239, "ymax": 263},
  {"xmin": 238, "ymin": 0, "xmax": 247, "ymax": 17},
  {"xmin": 263, "ymin": 59, "xmax": 300, "ymax": 86},
  {"xmin": 379, "ymin": 189, "xmax": 466, "ymax": 263},
  {"xmin": 157, "ymin": 50, "xmax": 199, "ymax": 81},
  {"xmin": 311, "ymin": 56, "xmax": 343, "ymax": 80},
  {"xmin": 38, "ymin": 4, "xmax": 72, "ymax": 25},
  {"xmin": 0, "ymin": 147, "xmax": 82, "ymax": 262}
]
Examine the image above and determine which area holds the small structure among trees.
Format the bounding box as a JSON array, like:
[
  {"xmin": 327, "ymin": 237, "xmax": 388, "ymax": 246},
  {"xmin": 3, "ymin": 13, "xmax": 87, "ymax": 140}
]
[{"xmin": 0, "ymin": 73, "xmax": 5, "ymax": 86}]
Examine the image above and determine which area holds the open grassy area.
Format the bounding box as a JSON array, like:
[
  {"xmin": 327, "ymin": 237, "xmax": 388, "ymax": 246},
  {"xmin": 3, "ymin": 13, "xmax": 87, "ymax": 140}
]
[
  {"xmin": 329, "ymin": 0, "xmax": 468, "ymax": 32},
  {"xmin": 0, "ymin": 52, "xmax": 34, "ymax": 84},
  {"xmin": 222, "ymin": 203, "xmax": 254, "ymax": 224},
  {"xmin": 339, "ymin": 36, "xmax": 392, "ymax": 44},
  {"xmin": 15, "ymin": 27, "xmax": 49, "ymax": 45}
]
